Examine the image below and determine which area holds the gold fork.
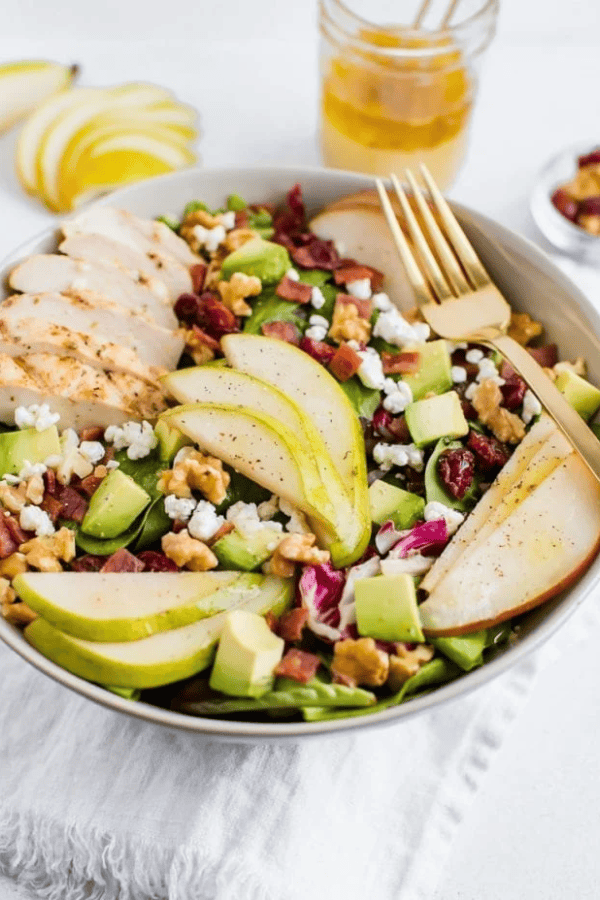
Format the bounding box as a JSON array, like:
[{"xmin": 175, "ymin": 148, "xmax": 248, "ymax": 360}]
[{"xmin": 374, "ymin": 166, "xmax": 600, "ymax": 483}]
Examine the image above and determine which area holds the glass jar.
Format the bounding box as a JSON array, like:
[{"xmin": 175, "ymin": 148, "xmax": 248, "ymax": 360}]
[{"xmin": 318, "ymin": 0, "xmax": 499, "ymax": 189}]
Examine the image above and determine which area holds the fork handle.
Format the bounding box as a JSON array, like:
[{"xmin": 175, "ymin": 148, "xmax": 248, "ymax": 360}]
[{"xmin": 490, "ymin": 333, "xmax": 600, "ymax": 483}]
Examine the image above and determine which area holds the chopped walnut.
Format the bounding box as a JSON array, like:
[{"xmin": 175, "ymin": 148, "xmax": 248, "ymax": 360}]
[
  {"xmin": 179, "ymin": 210, "xmax": 222, "ymax": 251},
  {"xmin": 332, "ymin": 637, "xmax": 389, "ymax": 687},
  {"xmin": 388, "ymin": 644, "xmax": 435, "ymax": 692},
  {"xmin": 578, "ymin": 214, "xmax": 600, "ymax": 235},
  {"xmin": 161, "ymin": 530, "xmax": 218, "ymax": 571},
  {"xmin": 184, "ymin": 328, "xmax": 216, "ymax": 365},
  {"xmin": 507, "ymin": 312, "xmax": 543, "ymax": 346},
  {"xmin": 20, "ymin": 527, "xmax": 76, "ymax": 573},
  {"xmin": 329, "ymin": 302, "xmax": 372, "ymax": 344},
  {"xmin": 224, "ymin": 228, "xmax": 258, "ymax": 253},
  {"xmin": 157, "ymin": 448, "xmax": 230, "ymax": 505},
  {"xmin": 217, "ymin": 272, "xmax": 262, "ymax": 317},
  {"xmin": 554, "ymin": 357, "xmax": 587, "ymax": 378},
  {"xmin": 204, "ymin": 247, "xmax": 230, "ymax": 289},
  {"xmin": 268, "ymin": 533, "xmax": 330, "ymax": 577},
  {"xmin": 1, "ymin": 579, "xmax": 37, "ymax": 626},
  {"xmin": 564, "ymin": 165, "xmax": 600, "ymax": 201},
  {"xmin": 0, "ymin": 482, "xmax": 28, "ymax": 513},
  {"xmin": 0, "ymin": 552, "xmax": 28, "ymax": 579},
  {"xmin": 25, "ymin": 475, "xmax": 45, "ymax": 506},
  {"xmin": 93, "ymin": 464, "xmax": 109, "ymax": 479},
  {"xmin": 472, "ymin": 379, "xmax": 525, "ymax": 444}
]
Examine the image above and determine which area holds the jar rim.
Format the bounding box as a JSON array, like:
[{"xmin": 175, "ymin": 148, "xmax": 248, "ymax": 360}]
[{"xmin": 319, "ymin": 0, "xmax": 499, "ymax": 60}]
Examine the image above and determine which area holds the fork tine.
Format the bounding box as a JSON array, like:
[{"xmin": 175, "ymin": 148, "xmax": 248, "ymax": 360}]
[
  {"xmin": 419, "ymin": 163, "xmax": 490, "ymax": 289},
  {"xmin": 374, "ymin": 178, "xmax": 434, "ymax": 308},
  {"xmin": 403, "ymin": 168, "xmax": 471, "ymax": 297},
  {"xmin": 389, "ymin": 173, "xmax": 453, "ymax": 302}
]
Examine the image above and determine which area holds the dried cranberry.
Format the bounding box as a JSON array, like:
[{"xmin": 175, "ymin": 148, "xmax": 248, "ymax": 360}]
[
  {"xmin": 579, "ymin": 196, "xmax": 600, "ymax": 217},
  {"xmin": 174, "ymin": 293, "xmax": 201, "ymax": 323},
  {"xmin": 196, "ymin": 293, "xmax": 239, "ymax": 338},
  {"xmin": 467, "ymin": 430, "xmax": 510, "ymax": 470},
  {"xmin": 461, "ymin": 400, "xmax": 477, "ymax": 420},
  {"xmin": 372, "ymin": 406, "xmax": 411, "ymax": 443},
  {"xmin": 299, "ymin": 336, "xmax": 336, "ymax": 365},
  {"xmin": 136, "ymin": 551, "xmax": 178, "ymax": 572},
  {"xmin": 500, "ymin": 374, "xmax": 527, "ymax": 410},
  {"xmin": 578, "ymin": 149, "xmax": 600, "ymax": 168},
  {"xmin": 101, "ymin": 548, "xmax": 145, "ymax": 573},
  {"xmin": 437, "ymin": 447, "xmax": 475, "ymax": 500},
  {"xmin": 70, "ymin": 554, "xmax": 106, "ymax": 572},
  {"xmin": 292, "ymin": 239, "xmax": 340, "ymax": 271},
  {"xmin": 551, "ymin": 188, "xmax": 579, "ymax": 223}
]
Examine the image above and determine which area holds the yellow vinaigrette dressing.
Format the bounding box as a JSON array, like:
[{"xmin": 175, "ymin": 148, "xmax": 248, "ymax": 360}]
[{"xmin": 320, "ymin": 26, "xmax": 472, "ymax": 189}]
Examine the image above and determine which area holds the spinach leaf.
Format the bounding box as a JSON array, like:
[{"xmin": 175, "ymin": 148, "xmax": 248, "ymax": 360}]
[
  {"xmin": 215, "ymin": 468, "xmax": 271, "ymax": 513},
  {"xmin": 243, "ymin": 287, "xmax": 307, "ymax": 336},
  {"xmin": 297, "ymin": 269, "xmax": 332, "ymax": 288},
  {"xmin": 339, "ymin": 377, "xmax": 381, "ymax": 420}
]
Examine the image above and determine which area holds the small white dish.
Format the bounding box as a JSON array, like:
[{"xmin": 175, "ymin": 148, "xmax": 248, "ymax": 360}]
[{"xmin": 531, "ymin": 141, "xmax": 600, "ymax": 262}]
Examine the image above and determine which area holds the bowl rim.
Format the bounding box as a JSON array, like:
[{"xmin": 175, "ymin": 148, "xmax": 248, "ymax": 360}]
[{"xmin": 1, "ymin": 162, "xmax": 599, "ymax": 741}]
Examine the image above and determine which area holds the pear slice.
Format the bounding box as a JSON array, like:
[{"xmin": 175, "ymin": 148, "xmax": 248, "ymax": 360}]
[
  {"xmin": 15, "ymin": 571, "xmax": 263, "ymax": 642},
  {"xmin": 163, "ymin": 366, "xmax": 370, "ymax": 565},
  {"xmin": 221, "ymin": 334, "xmax": 370, "ymax": 542},
  {"xmin": 0, "ymin": 60, "xmax": 77, "ymax": 136},
  {"xmin": 163, "ymin": 402, "xmax": 338, "ymax": 533},
  {"xmin": 308, "ymin": 205, "xmax": 416, "ymax": 313},
  {"xmin": 419, "ymin": 452, "xmax": 600, "ymax": 635},
  {"xmin": 24, "ymin": 574, "xmax": 292, "ymax": 688},
  {"xmin": 422, "ymin": 415, "xmax": 569, "ymax": 594}
]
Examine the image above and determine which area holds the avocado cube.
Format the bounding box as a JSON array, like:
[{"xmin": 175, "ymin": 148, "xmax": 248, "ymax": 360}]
[
  {"xmin": 209, "ymin": 609, "xmax": 284, "ymax": 697},
  {"xmin": 368, "ymin": 480, "xmax": 424, "ymax": 528},
  {"xmin": 355, "ymin": 574, "xmax": 424, "ymax": 643},
  {"xmin": 81, "ymin": 470, "xmax": 151, "ymax": 539},
  {"xmin": 0, "ymin": 426, "xmax": 60, "ymax": 477},
  {"xmin": 555, "ymin": 368, "xmax": 600, "ymax": 421},
  {"xmin": 405, "ymin": 391, "xmax": 469, "ymax": 448},
  {"xmin": 212, "ymin": 526, "xmax": 280, "ymax": 571},
  {"xmin": 154, "ymin": 418, "xmax": 192, "ymax": 462},
  {"xmin": 432, "ymin": 631, "xmax": 487, "ymax": 671},
  {"xmin": 220, "ymin": 237, "xmax": 291, "ymax": 285},
  {"xmin": 400, "ymin": 339, "xmax": 452, "ymax": 400}
]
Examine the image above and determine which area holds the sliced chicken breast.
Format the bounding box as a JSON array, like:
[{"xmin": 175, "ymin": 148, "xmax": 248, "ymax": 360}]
[
  {"xmin": 9, "ymin": 255, "xmax": 178, "ymax": 329},
  {"xmin": 63, "ymin": 207, "xmax": 198, "ymax": 269},
  {"xmin": 59, "ymin": 233, "xmax": 192, "ymax": 303},
  {"xmin": 0, "ymin": 355, "xmax": 166, "ymax": 430},
  {"xmin": 0, "ymin": 318, "xmax": 164, "ymax": 386},
  {"xmin": 0, "ymin": 292, "xmax": 184, "ymax": 371}
]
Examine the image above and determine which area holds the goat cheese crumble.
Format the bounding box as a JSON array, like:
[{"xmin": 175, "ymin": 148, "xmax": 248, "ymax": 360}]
[
  {"xmin": 424, "ymin": 501, "xmax": 465, "ymax": 535},
  {"xmin": 104, "ymin": 421, "xmax": 158, "ymax": 460},
  {"xmin": 14, "ymin": 404, "xmax": 60, "ymax": 432},
  {"xmin": 521, "ymin": 389, "xmax": 542, "ymax": 424},
  {"xmin": 188, "ymin": 501, "xmax": 225, "ymax": 541},
  {"xmin": 382, "ymin": 381, "xmax": 413, "ymax": 414},
  {"xmin": 346, "ymin": 278, "xmax": 372, "ymax": 300},
  {"xmin": 164, "ymin": 495, "xmax": 197, "ymax": 522},
  {"xmin": 19, "ymin": 505, "xmax": 55, "ymax": 537},
  {"xmin": 373, "ymin": 307, "xmax": 430, "ymax": 347},
  {"xmin": 373, "ymin": 442, "xmax": 425, "ymax": 472},
  {"xmin": 310, "ymin": 286, "xmax": 326, "ymax": 309},
  {"xmin": 192, "ymin": 223, "xmax": 226, "ymax": 253}
]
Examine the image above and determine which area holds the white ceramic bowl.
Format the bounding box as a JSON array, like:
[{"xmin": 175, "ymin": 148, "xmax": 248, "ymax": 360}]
[{"xmin": 2, "ymin": 165, "xmax": 600, "ymax": 742}]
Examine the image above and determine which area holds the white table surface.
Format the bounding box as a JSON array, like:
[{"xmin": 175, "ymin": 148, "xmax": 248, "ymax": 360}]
[{"xmin": 1, "ymin": 2, "xmax": 600, "ymax": 897}]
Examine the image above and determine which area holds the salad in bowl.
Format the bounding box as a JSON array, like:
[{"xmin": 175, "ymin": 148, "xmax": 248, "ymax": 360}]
[{"xmin": 1, "ymin": 167, "xmax": 600, "ymax": 738}]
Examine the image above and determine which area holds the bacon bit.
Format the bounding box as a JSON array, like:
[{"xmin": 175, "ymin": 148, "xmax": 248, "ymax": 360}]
[
  {"xmin": 265, "ymin": 610, "xmax": 279, "ymax": 633},
  {"xmin": 299, "ymin": 336, "xmax": 336, "ymax": 365},
  {"xmin": 70, "ymin": 554, "xmax": 106, "ymax": 572},
  {"xmin": 101, "ymin": 446, "xmax": 115, "ymax": 466},
  {"xmin": 261, "ymin": 321, "xmax": 301, "ymax": 345},
  {"xmin": 4, "ymin": 516, "xmax": 28, "ymax": 546},
  {"xmin": 291, "ymin": 240, "xmax": 340, "ymax": 271},
  {"xmin": 0, "ymin": 518, "xmax": 18, "ymax": 559},
  {"xmin": 172, "ymin": 519, "xmax": 187, "ymax": 534},
  {"xmin": 55, "ymin": 485, "xmax": 88, "ymax": 523},
  {"xmin": 187, "ymin": 324, "xmax": 221, "ymax": 353},
  {"xmin": 79, "ymin": 426, "xmax": 104, "ymax": 442},
  {"xmin": 277, "ymin": 606, "xmax": 309, "ymax": 642},
  {"xmin": 136, "ymin": 551, "xmax": 178, "ymax": 572},
  {"xmin": 78, "ymin": 475, "xmax": 104, "ymax": 499},
  {"xmin": 100, "ymin": 548, "xmax": 145, "ymax": 573},
  {"xmin": 234, "ymin": 209, "xmax": 250, "ymax": 228},
  {"xmin": 329, "ymin": 343, "xmax": 362, "ymax": 382},
  {"xmin": 206, "ymin": 521, "xmax": 235, "ymax": 546},
  {"xmin": 381, "ymin": 350, "xmax": 420, "ymax": 375},
  {"xmin": 500, "ymin": 344, "xmax": 558, "ymax": 380},
  {"xmin": 191, "ymin": 263, "xmax": 207, "ymax": 294},
  {"xmin": 40, "ymin": 493, "xmax": 63, "ymax": 523},
  {"xmin": 336, "ymin": 293, "xmax": 373, "ymax": 320},
  {"xmin": 274, "ymin": 648, "xmax": 320, "ymax": 684},
  {"xmin": 334, "ymin": 263, "xmax": 384, "ymax": 292},
  {"xmin": 43, "ymin": 469, "xmax": 57, "ymax": 496},
  {"xmin": 275, "ymin": 276, "xmax": 312, "ymax": 304}
]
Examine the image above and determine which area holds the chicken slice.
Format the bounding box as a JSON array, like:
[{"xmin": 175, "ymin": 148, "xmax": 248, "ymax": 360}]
[
  {"xmin": 9, "ymin": 255, "xmax": 178, "ymax": 329},
  {"xmin": 0, "ymin": 318, "xmax": 164, "ymax": 386},
  {"xmin": 63, "ymin": 207, "xmax": 198, "ymax": 269},
  {"xmin": 0, "ymin": 355, "xmax": 166, "ymax": 430},
  {"xmin": 59, "ymin": 233, "xmax": 192, "ymax": 303},
  {"xmin": 0, "ymin": 292, "xmax": 184, "ymax": 371}
]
